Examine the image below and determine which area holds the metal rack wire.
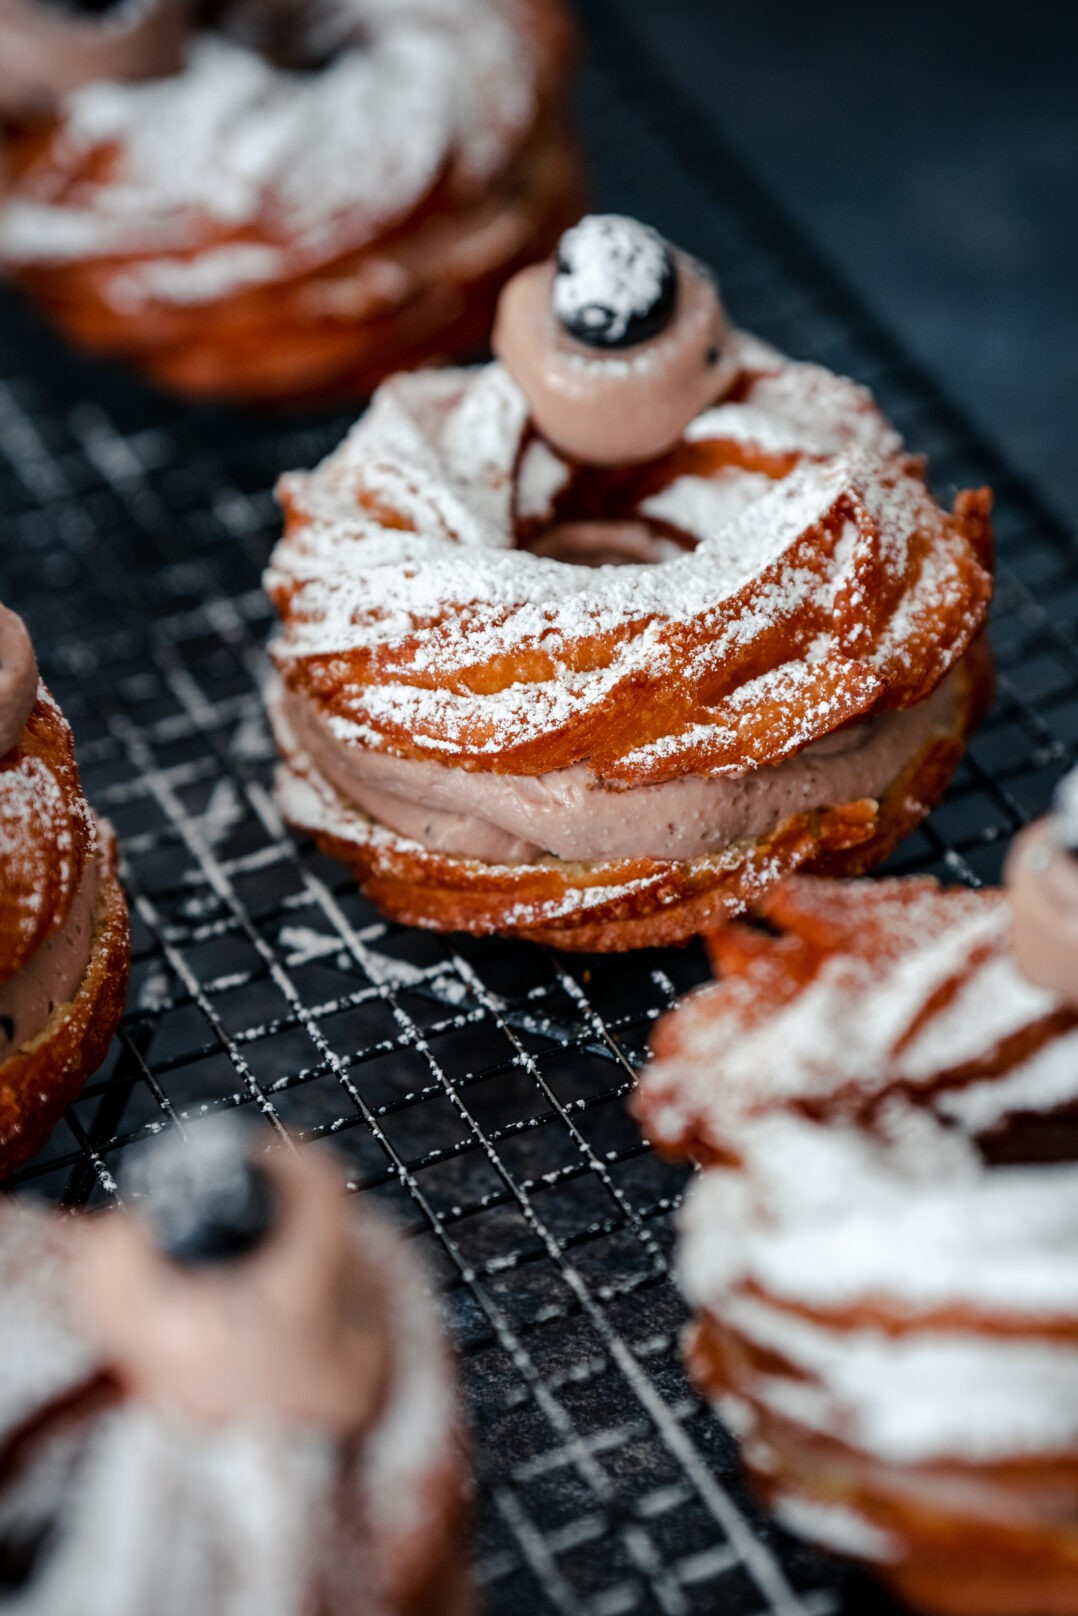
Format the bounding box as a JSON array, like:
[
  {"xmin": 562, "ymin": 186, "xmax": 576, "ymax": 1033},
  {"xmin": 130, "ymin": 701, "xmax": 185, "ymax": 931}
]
[{"xmin": 0, "ymin": 4, "xmax": 1074, "ymax": 1611}]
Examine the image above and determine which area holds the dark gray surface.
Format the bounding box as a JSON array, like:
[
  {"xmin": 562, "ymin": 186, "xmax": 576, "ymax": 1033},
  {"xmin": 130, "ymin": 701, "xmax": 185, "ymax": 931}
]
[{"xmin": 612, "ymin": 0, "xmax": 1078, "ymax": 527}]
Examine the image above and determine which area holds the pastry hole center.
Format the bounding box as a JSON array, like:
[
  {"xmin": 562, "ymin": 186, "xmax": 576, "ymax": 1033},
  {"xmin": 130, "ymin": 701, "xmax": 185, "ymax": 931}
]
[{"xmin": 520, "ymin": 517, "xmax": 696, "ymax": 568}]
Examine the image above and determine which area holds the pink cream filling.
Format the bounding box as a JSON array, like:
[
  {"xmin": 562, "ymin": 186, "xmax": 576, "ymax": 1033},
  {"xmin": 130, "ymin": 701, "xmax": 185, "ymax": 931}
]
[
  {"xmin": 0, "ymin": 850, "xmax": 101, "ymax": 1059},
  {"xmin": 0, "ymin": 0, "xmax": 187, "ymax": 118},
  {"xmin": 0, "ymin": 603, "xmax": 38, "ymax": 759},
  {"xmin": 281, "ymin": 667, "xmax": 961, "ymax": 866}
]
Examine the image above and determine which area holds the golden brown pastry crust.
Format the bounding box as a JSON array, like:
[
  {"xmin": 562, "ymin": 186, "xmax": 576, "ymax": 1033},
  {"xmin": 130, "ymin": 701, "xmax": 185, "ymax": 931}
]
[
  {"xmin": 268, "ymin": 316, "xmax": 993, "ymax": 949},
  {"xmin": 640, "ymin": 861, "xmax": 1078, "ymax": 1615},
  {"xmin": 0, "ymin": 825, "xmax": 128, "ymax": 1178},
  {"xmin": 274, "ymin": 635, "xmax": 992, "ymax": 951},
  {"xmin": 275, "ymin": 466, "xmax": 992, "ymax": 782},
  {"xmin": 0, "ymin": 689, "xmax": 95, "ymax": 979},
  {"xmin": 0, "ymin": 1, "xmax": 584, "ymax": 405},
  {"xmin": 687, "ymin": 1312, "xmax": 1078, "ymax": 1616}
]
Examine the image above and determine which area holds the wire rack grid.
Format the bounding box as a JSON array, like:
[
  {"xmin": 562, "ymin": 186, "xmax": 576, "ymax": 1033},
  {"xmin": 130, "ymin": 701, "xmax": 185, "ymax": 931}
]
[{"xmin": 0, "ymin": 5, "xmax": 1075, "ymax": 1613}]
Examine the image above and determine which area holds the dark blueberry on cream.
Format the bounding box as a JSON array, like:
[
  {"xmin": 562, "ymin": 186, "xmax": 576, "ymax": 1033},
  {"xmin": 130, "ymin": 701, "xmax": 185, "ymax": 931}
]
[
  {"xmin": 127, "ymin": 1118, "xmax": 279, "ymax": 1267},
  {"xmin": 553, "ymin": 214, "xmax": 677, "ymax": 349}
]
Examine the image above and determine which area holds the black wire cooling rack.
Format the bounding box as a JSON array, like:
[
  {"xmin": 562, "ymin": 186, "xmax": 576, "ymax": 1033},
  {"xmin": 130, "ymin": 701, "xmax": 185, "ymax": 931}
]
[{"xmin": 1, "ymin": 4, "xmax": 1076, "ymax": 1612}]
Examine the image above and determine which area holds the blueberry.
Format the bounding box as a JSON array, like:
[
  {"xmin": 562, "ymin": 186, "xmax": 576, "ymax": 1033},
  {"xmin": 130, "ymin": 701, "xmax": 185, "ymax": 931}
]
[
  {"xmin": 553, "ymin": 215, "xmax": 677, "ymax": 350},
  {"xmin": 126, "ymin": 1117, "xmax": 278, "ymax": 1268}
]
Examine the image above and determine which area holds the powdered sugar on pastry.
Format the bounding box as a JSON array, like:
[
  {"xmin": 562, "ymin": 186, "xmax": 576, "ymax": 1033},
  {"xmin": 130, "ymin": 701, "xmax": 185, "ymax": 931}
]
[
  {"xmin": 0, "ymin": 1183, "xmax": 465, "ymax": 1616},
  {"xmin": 658, "ymin": 870, "xmax": 1078, "ymax": 1606},
  {"xmin": 682, "ymin": 1113, "xmax": 1078, "ymax": 1465},
  {"xmin": 0, "ymin": 652, "xmax": 130, "ymax": 1174},
  {"xmin": 641, "ymin": 889, "xmax": 1065, "ymax": 1155},
  {"xmin": 0, "ymin": 684, "xmax": 99, "ymax": 977},
  {"xmin": 0, "ymin": 1, "xmax": 541, "ymax": 289},
  {"xmin": 268, "ymin": 343, "xmax": 991, "ymax": 783}
]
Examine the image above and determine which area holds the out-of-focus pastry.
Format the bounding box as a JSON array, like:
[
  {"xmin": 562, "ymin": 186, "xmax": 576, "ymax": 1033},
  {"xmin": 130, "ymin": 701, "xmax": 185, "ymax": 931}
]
[
  {"xmin": 0, "ymin": 599, "xmax": 128, "ymax": 1178},
  {"xmin": 0, "ymin": 0, "xmax": 583, "ymax": 404},
  {"xmin": 0, "ymin": 1118, "xmax": 472, "ymax": 1614},
  {"xmin": 635, "ymin": 782, "xmax": 1078, "ymax": 1614}
]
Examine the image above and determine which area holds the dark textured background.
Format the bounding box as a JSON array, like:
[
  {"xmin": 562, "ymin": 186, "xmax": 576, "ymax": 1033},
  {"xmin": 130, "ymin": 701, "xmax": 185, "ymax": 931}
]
[{"xmin": 613, "ymin": 0, "xmax": 1078, "ymax": 527}]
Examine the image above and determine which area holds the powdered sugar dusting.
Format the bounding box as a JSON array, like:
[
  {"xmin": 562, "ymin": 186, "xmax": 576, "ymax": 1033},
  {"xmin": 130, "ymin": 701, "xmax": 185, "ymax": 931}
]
[
  {"xmin": 552, "ymin": 214, "xmax": 671, "ymax": 345},
  {"xmin": 0, "ymin": 1211, "xmax": 94, "ymax": 1447},
  {"xmin": 268, "ymin": 341, "xmax": 989, "ymax": 780},
  {"xmin": 638, "ymin": 882, "xmax": 1068, "ymax": 1157},
  {"xmin": 0, "ymin": 0, "xmax": 541, "ymax": 298},
  {"xmin": 772, "ymin": 1496, "xmax": 899, "ymax": 1565},
  {"xmin": 680, "ymin": 1117, "xmax": 1078, "ymax": 1465},
  {"xmin": 0, "ymin": 682, "xmax": 99, "ymax": 978},
  {"xmin": 661, "ymin": 872, "xmax": 1078, "ymax": 1494},
  {"xmin": 0, "ymin": 1199, "xmax": 459, "ymax": 1615}
]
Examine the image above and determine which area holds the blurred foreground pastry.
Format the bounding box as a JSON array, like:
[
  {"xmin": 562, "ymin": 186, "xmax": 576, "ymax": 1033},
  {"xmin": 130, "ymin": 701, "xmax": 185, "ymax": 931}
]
[
  {"xmin": 0, "ymin": 600, "xmax": 128, "ymax": 1178},
  {"xmin": 0, "ymin": 1119, "xmax": 471, "ymax": 1614},
  {"xmin": 266, "ymin": 214, "xmax": 993, "ymax": 950},
  {"xmin": 635, "ymin": 780, "xmax": 1078, "ymax": 1614},
  {"xmin": 0, "ymin": 0, "xmax": 582, "ymax": 404}
]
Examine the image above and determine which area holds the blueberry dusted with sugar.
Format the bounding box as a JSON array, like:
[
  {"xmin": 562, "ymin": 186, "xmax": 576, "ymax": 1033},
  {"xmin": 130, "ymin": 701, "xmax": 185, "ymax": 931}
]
[
  {"xmin": 126, "ymin": 1117, "xmax": 278, "ymax": 1267},
  {"xmin": 553, "ymin": 214, "xmax": 677, "ymax": 350}
]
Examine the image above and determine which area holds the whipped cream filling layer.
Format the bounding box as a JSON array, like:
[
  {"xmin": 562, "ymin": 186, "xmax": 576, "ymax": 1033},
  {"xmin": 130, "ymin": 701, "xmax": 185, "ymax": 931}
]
[
  {"xmin": 281, "ymin": 665, "xmax": 961, "ymax": 866},
  {"xmin": 0, "ymin": 849, "xmax": 100, "ymax": 1060}
]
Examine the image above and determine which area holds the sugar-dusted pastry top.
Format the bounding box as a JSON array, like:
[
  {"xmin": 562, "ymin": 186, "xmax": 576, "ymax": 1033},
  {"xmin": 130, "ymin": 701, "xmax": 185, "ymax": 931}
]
[
  {"xmin": 0, "ymin": 682, "xmax": 98, "ymax": 985},
  {"xmin": 0, "ymin": 1158, "xmax": 464, "ymax": 1615},
  {"xmin": 636, "ymin": 874, "xmax": 1075, "ymax": 1163},
  {"xmin": 267, "ymin": 345, "xmax": 992, "ymax": 783},
  {"xmin": 680, "ymin": 1110, "xmax": 1078, "ymax": 1471},
  {"xmin": 663, "ymin": 869, "xmax": 1078, "ymax": 1579},
  {"xmin": 0, "ymin": 603, "xmax": 111, "ymax": 1060},
  {"xmin": 81, "ymin": 1143, "xmax": 395, "ymax": 1435},
  {"xmin": 0, "ymin": 0, "xmax": 568, "ymax": 294}
]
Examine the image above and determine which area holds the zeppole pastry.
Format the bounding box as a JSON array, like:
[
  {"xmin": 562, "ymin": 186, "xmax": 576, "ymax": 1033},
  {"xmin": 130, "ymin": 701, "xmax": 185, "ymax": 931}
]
[
  {"xmin": 0, "ymin": 0, "xmax": 582, "ymax": 404},
  {"xmin": 0, "ymin": 600, "xmax": 128, "ymax": 1178},
  {"xmin": 635, "ymin": 781, "xmax": 1078, "ymax": 1614},
  {"xmin": 266, "ymin": 214, "xmax": 993, "ymax": 950},
  {"xmin": 0, "ymin": 1119, "xmax": 471, "ymax": 1615}
]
